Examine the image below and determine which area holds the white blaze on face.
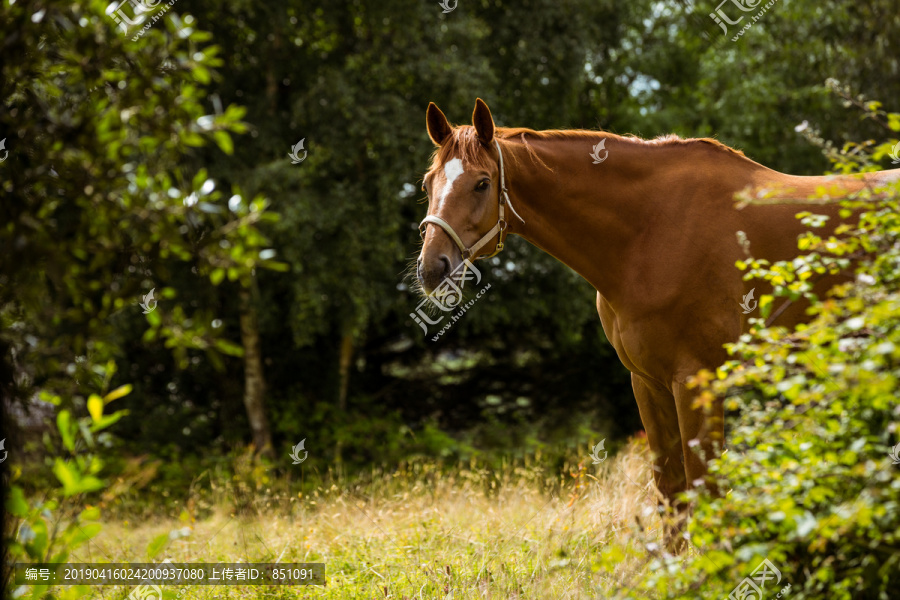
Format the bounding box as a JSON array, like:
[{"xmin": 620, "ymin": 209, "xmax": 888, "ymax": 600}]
[{"xmin": 439, "ymin": 158, "xmax": 465, "ymax": 207}]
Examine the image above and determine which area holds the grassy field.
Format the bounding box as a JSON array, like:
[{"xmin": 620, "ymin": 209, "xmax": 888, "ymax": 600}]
[{"xmin": 77, "ymin": 437, "xmax": 681, "ymax": 599}]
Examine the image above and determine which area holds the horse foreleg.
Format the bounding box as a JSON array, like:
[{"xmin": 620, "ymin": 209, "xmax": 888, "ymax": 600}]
[
  {"xmin": 673, "ymin": 379, "xmax": 724, "ymax": 494},
  {"xmin": 631, "ymin": 373, "xmax": 686, "ymax": 505},
  {"xmin": 631, "ymin": 373, "xmax": 690, "ymax": 551}
]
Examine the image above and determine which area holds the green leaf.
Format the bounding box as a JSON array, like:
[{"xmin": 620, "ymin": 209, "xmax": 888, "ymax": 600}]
[
  {"xmin": 215, "ymin": 338, "xmax": 245, "ymax": 357},
  {"xmin": 183, "ymin": 132, "xmax": 205, "ymax": 147},
  {"xmin": 5, "ymin": 485, "xmax": 29, "ymax": 517},
  {"xmin": 193, "ymin": 65, "xmax": 210, "ymax": 84},
  {"xmin": 103, "ymin": 384, "xmax": 132, "ymax": 403},
  {"xmin": 39, "ymin": 391, "xmax": 62, "ymax": 405},
  {"xmin": 146, "ymin": 308, "xmax": 162, "ymax": 326},
  {"xmin": 57, "ymin": 410, "xmax": 75, "ymax": 452},
  {"xmin": 53, "ymin": 459, "xmax": 78, "ymax": 495},
  {"xmin": 214, "ymin": 131, "xmax": 233, "ymax": 155},
  {"xmin": 888, "ymin": 114, "xmax": 900, "ymax": 132},
  {"xmin": 69, "ymin": 523, "xmax": 102, "ymax": 546},
  {"xmin": 261, "ymin": 260, "xmax": 290, "ymax": 272},
  {"xmin": 210, "ymin": 268, "xmax": 225, "ymax": 286},
  {"xmin": 75, "ymin": 476, "xmax": 105, "ymax": 495},
  {"xmin": 79, "ymin": 506, "xmax": 101, "ymax": 521},
  {"xmin": 192, "ymin": 168, "xmax": 208, "ymax": 190},
  {"xmin": 87, "ymin": 394, "xmax": 103, "ymax": 422},
  {"xmin": 90, "ymin": 410, "xmax": 130, "ymax": 432},
  {"xmin": 146, "ymin": 532, "xmax": 170, "ymax": 559}
]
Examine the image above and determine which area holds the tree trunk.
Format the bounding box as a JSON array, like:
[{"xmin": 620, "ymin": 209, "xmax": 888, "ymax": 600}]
[
  {"xmin": 239, "ymin": 281, "xmax": 272, "ymax": 456},
  {"xmin": 334, "ymin": 332, "xmax": 353, "ymax": 475}
]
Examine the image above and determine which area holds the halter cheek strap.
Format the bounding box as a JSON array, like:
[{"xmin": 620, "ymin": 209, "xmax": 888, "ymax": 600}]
[{"xmin": 420, "ymin": 139, "xmax": 521, "ymax": 261}]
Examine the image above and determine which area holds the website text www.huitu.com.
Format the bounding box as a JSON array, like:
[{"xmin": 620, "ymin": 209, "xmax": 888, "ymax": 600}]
[
  {"xmin": 408, "ymin": 259, "xmax": 492, "ymax": 340},
  {"xmin": 429, "ymin": 284, "xmax": 491, "ymax": 342}
]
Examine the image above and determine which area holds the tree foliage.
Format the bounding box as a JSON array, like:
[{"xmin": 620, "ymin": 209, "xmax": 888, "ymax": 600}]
[{"xmin": 3, "ymin": 0, "xmax": 900, "ymax": 498}]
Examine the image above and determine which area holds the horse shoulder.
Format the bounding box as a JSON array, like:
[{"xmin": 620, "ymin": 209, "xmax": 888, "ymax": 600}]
[{"xmin": 596, "ymin": 292, "xmax": 641, "ymax": 374}]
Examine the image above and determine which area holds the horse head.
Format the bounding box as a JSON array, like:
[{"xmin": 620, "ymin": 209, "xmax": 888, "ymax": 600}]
[{"xmin": 416, "ymin": 98, "xmax": 510, "ymax": 294}]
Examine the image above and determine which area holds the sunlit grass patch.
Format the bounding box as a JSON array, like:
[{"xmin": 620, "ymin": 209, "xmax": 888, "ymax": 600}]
[{"xmin": 79, "ymin": 437, "xmax": 664, "ymax": 599}]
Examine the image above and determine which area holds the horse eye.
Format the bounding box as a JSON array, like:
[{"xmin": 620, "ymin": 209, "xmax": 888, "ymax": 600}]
[{"xmin": 475, "ymin": 179, "xmax": 490, "ymax": 191}]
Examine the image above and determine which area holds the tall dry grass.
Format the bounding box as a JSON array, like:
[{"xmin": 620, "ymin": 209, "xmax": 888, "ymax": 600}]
[{"xmin": 88, "ymin": 436, "xmax": 674, "ymax": 599}]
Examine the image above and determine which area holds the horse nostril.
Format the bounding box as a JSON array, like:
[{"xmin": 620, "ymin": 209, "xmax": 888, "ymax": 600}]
[
  {"xmin": 438, "ymin": 255, "xmax": 451, "ymax": 280},
  {"xmin": 418, "ymin": 254, "xmax": 454, "ymax": 292}
]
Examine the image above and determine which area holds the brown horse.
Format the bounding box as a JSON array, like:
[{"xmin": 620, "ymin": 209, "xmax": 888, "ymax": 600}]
[{"xmin": 416, "ymin": 98, "xmax": 899, "ymax": 510}]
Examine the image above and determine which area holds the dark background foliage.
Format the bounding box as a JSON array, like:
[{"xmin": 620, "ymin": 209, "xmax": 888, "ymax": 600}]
[{"xmin": 2, "ymin": 0, "xmax": 899, "ymax": 475}]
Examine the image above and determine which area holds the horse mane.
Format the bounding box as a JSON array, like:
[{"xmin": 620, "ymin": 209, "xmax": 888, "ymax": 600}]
[{"xmin": 428, "ymin": 125, "xmax": 747, "ymax": 174}]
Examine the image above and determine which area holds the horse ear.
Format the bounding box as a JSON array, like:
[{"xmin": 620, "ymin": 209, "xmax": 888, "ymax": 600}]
[
  {"xmin": 472, "ymin": 98, "xmax": 494, "ymax": 146},
  {"xmin": 426, "ymin": 102, "xmax": 453, "ymax": 146}
]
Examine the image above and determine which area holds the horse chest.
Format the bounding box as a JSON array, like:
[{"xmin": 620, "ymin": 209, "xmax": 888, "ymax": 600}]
[{"xmin": 596, "ymin": 293, "xmax": 652, "ymax": 376}]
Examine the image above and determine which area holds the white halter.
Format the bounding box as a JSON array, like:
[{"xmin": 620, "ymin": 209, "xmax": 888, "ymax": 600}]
[{"xmin": 420, "ymin": 140, "xmax": 523, "ymax": 261}]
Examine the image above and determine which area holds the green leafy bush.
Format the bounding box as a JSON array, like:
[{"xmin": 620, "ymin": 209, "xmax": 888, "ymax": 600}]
[
  {"xmin": 607, "ymin": 99, "xmax": 900, "ymax": 599},
  {"xmin": 5, "ymin": 374, "xmax": 131, "ymax": 600}
]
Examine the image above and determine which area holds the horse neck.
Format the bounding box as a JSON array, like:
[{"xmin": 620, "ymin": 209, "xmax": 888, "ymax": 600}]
[{"xmin": 500, "ymin": 135, "xmax": 762, "ymax": 305}]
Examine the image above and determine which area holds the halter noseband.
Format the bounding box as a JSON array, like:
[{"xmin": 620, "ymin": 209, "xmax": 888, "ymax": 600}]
[{"xmin": 419, "ymin": 139, "xmax": 516, "ymax": 261}]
